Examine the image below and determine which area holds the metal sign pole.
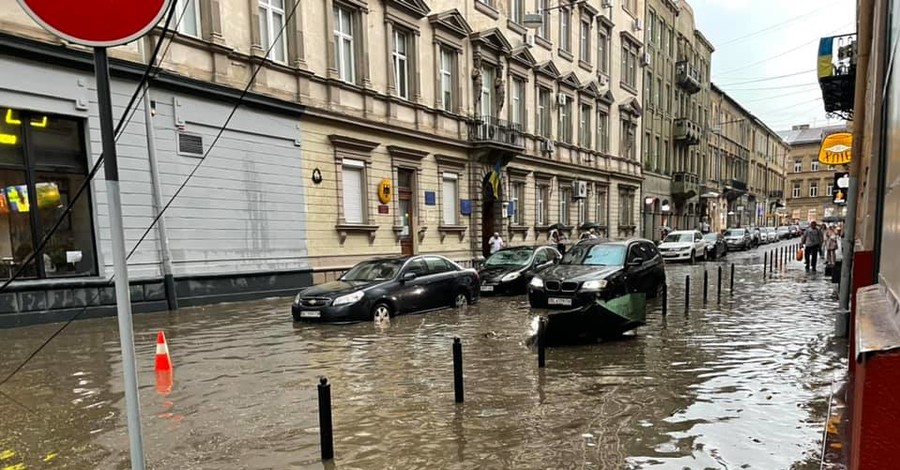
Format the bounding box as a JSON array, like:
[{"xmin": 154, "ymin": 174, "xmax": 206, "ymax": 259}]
[{"xmin": 93, "ymin": 47, "xmax": 146, "ymax": 469}]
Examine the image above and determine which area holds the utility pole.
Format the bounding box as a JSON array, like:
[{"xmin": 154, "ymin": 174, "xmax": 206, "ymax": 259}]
[{"xmin": 764, "ymin": 133, "xmax": 770, "ymax": 227}]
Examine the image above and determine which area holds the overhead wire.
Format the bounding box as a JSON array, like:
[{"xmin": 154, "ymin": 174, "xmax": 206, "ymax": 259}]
[
  {"xmin": 716, "ymin": 69, "xmax": 817, "ymax": 86},
  {"xmin": 714, "ymin": 0, "xmax": 845, "ymax": 48}
]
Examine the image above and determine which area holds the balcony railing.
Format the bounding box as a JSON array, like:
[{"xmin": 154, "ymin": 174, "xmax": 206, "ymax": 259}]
[
  {"xmin": 675, "ymin": 61, "xmax": 702, "ymax": 94},
  {"xmin": 468, "ymin": 115, "xmax": 525, "ymax": 149},
  {"xmin": 672, "ymin": 171, "xmax": 700, "ymax": 199},
  {"xmin": 818, "ymin": 33, "xmax": 856, "ymax": 120},
  {"xmin": 730, "ymin": 179, "xmax": 748, "ymax": 192},
  {"xmin": 769, "ymin": 190, "xmax": 784, "ymax": 199},
  {"xmin": 673, "ymin": 117, "xmax": 702, "ymax": 145}
]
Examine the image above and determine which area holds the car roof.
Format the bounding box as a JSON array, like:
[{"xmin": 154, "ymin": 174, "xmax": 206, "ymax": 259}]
[{"xmin": 668, "ymin": 230, "xmax": 698, "ymax": 234}]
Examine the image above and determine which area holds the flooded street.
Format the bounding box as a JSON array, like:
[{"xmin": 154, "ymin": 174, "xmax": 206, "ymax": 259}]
[{"xmin": 0, "ymin": 242, "xmax": 845, "ymax": 469}]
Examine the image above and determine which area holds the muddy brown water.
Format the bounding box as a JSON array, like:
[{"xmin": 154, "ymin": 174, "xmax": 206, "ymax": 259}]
[{"xmin": 0, "ymin": 245, "xmax": 845, "ymax": 469}]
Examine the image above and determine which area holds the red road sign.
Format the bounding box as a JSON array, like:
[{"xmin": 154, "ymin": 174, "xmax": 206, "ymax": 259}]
[{"xmin": 16, "ymin": 0, "xmax": 171, "ymax": 47}]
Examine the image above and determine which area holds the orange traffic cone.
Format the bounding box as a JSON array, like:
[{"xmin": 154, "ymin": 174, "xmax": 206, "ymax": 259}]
[{"xmin": 155, "ymin": 330, "xmax": 173, "ymax": 372}]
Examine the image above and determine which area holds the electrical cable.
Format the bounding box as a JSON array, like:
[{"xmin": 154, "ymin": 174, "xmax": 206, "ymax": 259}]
[
  {"xmin": 716, "ymin": 69, "xmax": 816, "ymax": 86},
  {"xmin": 716, "ymin": 22, "xmax": 854, "ymax": 76},
  {"xmin": 719, "ymin": 82, "xmax": 821, "ymax": 92},
  {"xmin": 714, "ymin": 0, "xmax": 844, "ymax": 48}
]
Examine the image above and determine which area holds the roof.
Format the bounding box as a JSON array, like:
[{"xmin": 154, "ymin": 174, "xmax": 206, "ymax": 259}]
[{"xmin": 777, "ymin": 124, "xmax": 848, "ymax": 145}]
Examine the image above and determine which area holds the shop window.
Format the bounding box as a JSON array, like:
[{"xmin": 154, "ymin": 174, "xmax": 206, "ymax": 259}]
[{"xmin": 0, "ymin": 108, "xmax": 96, "ymax": 280}]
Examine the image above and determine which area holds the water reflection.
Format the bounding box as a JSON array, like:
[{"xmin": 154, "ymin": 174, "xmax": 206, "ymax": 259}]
[{"xmin": 0, "ymin": 245, "xmax": 843, "ymax": 469}]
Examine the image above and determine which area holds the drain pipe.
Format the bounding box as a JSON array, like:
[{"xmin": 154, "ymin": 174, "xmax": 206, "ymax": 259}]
[
  {"xmin": 837, "ymin": 0, "xmax": 873, "ymax": 337},
  {"xmin": 141, "ymin": 38, "xmax": 178, "ymax": 311}
]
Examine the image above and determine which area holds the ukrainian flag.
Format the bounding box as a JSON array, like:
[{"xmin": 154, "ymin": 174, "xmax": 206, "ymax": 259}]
[{"xmin": 818, "ymin": 37, "xmax": 834, "ymax": 79}]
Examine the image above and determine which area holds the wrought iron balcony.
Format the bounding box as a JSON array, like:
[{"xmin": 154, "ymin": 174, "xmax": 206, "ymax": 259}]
[
  {"xmin": 671, "ymin": 171, "xmax": 700, "ymax": 199},
  {"xmin": 818, "ymin": 33, "xmax": 856, "ymax": 120},
  {"xmin": 673, "ymin": 117, "xmax": 702, "ymax": 146},
  {"xmin": 468, "ymin": 115, "xmax": 525, "ymax": 150},
  {"xmin": 729, "ymin": 179, "xmax": 748, "ymax": 192},
  {"xmin": 676, "ymin": 61, "xmax": 702, "ymax": 94},
  {"xmin": 769, "ymin": 190, "xmax": 784, "ymax": 199}
]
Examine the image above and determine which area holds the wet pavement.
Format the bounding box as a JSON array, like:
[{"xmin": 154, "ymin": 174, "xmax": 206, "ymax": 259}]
[{"xmin": 0, "ymin": 240, "xmax": 846, "ymax": 469}]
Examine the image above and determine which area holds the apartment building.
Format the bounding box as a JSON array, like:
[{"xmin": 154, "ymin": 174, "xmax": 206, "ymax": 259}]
[
  {"xmin": 748, "ymin": 118, "xmax": 789, "ymax": 227},
  {"xmin": 639, "ymin": 0, "xmax": 713, "ymax": 240},
  {"xmin": 0, "ymin": 0, "xmax": 646, "ymax": 324},
  {"xmin": 778, "ymin": 124, "xmax": 848, "ymax": 224}
]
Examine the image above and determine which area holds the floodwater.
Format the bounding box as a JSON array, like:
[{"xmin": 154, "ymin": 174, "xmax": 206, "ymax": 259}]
[{"xmin": 0, "ymin": 241, "xmax": 846, "ymax": 469}]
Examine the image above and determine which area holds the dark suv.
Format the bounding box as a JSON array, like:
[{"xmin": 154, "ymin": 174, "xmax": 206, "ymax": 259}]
[{"xmin": 527, "ymin": 238, "xmax": 666, "ymax": 309}]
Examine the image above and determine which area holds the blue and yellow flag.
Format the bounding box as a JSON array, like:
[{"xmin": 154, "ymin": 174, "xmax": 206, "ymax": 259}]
[{"xmin": 818, "ymin": 37, "xmax": 834, "ymax": 79}]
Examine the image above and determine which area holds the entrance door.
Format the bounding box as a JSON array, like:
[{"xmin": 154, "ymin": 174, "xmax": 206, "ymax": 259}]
[{"xmin": 398, "ymin": 169, "xmax": 414, "ymax": 256}]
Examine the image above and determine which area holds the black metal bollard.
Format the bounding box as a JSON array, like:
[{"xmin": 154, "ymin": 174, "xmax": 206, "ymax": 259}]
[
  {"xmin": 730, "ymin": 263, "xmax": 735, "ymax": 292},
  {"xmin": 703, "ymin": 269, "xmax": 708, "ymax": 303},
  {"xmin": 684, "ymin": 275, "xmax": 691, "ymax": 313},
  {"xmin": 717, "ymin": 265, "xmax": 723, "ymax": 303},
  {"xmin": 453, "ymin": 337, "xmax": 464, "ymax": 402},
  {"xmin": 318, "ymin": 377, "xmax": 334, "ymax": 461},
  {"xmin": 662, "ymin": 283, "xmax": 668, "ymax": 316},
  {"xmin": 763, "ymin": 251, "xmax": 768, "ymax": 276},
  {"xmin": 537, "ymin": 319, "xmax": 546, "ymax": 368},
  {"xmin": 771, "ymin": 249, "xmax": 775, "ymax": 271}
]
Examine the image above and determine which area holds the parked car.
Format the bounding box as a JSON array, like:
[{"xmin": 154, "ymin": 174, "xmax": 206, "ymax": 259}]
[
  {"xmin": 789, "ymin": 225, "xmax": 801, "ymax": 238},
  {"xmin": 776, "ymin": 226, "xmax": 791, "ymax": 240},
  {"xmin": 657, "ymin": 230, "xmax": 708, "ymax": 263},
  {"xmin": 724, "ymin": 227, "xmax": 752, "ymax": 251},
  {"xmin": 764, "ymin": 227, "xmax": 778, "ymax": 243},
  {"xmin": 799, "ymin": 221, "xmax": 810, "ymax": 234},
  {"xmin": 292, "ymin": 255, "xmax": 480, "ymax": 322},
  {"xmin": 528, "ymin": 238, "xmax": 665, "ymax": 309},
  {"xmin": 703, "ymin": 232, "xmax": 728, "ymax": 259},
  {"xmin": 478, "ymin": 246, "xmax": 561, "ymax": 295}
]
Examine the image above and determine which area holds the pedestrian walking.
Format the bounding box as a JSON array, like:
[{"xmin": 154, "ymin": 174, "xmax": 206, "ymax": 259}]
[
  {"xmin": 700, "ymin": 217, "xmax": 711, "ymax": 234},
  {"xmin": 801, "ymin": 220, "xmax": 825, "ymax": 272},
  {"xmin": 488, "ymin": 232, "xmax": 505, "ymax": 255},
  {"xmin": 550, "ymin": 228, "xmax": 566, "ymax": 255},
  {"xmin": 825, "ymin": 226, "xmax": 839, "ymax": 267}
]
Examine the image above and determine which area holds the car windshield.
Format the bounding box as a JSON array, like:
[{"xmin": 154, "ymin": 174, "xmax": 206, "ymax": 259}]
[
  {"xmin": 663, "ymin": 233, "xmax": 693, "ymax": 243},
  {"xmin": 340, "ymin": 259, "xmax": 404, "ymax": 281},
  {"xmin": 725, "ymin": 229, "xmax": 745, "ymax": 237},
  {"xmin": 562, "ymin": 243, "xmax": 626, "ymax": 266},
  {"xmin": 484, "ymin": 248, "xmax": 534, "ymax": 267},
  {"xmin": 703, "ymin": 234, "xmax": 718, "ymax": 241}
]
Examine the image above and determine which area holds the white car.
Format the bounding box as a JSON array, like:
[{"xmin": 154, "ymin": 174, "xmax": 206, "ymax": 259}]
[{"xmin": 657, "ymin": 230, "xmax": 707, "ymax": 263}]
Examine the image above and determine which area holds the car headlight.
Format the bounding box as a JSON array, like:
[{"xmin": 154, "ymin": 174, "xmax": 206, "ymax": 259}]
[
  {"xmin": 501, "ymin": 272, "xmax": 521, "ymax": 282},
  {"xmin": 294, "ymin": 293, "xmax": 302, "ymax": 304},
  {"xmin": 580, "ymin": 279, "xmax": 608, "ymax": 292},
  {"xmin": 530, "ymin": 277, "xmax": 544, "ymax": 288},
  {"xmin": 332, "ymin": 291, "xmax": 364, "ymax": 306}
]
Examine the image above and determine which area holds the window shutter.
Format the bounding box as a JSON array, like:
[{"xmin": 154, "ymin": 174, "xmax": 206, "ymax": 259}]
[
  {"xmin": 442, "ymin": 177, "xmax": 458, "ymax": 225},
  {"xmin": 342, "ymin": 166, "xmax": 364, "ymax": 223}
]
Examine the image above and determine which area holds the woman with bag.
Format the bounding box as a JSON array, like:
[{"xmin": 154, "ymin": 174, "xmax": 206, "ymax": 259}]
[{"xmin": 825, "ymin": 226, "xmax": 839, "ymax": 267}]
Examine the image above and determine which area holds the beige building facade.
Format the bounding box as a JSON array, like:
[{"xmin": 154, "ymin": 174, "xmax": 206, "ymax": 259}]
[{"xmin": 778, "ymin": 124, "xmax": 849, "ymax": 224}]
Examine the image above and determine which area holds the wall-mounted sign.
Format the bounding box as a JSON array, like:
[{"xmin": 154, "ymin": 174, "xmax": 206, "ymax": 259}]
[
  {"xmin": 460, "ymin": 199, "xmax": 472, "ymax": 216},
  {"xmin": 424, "ymin": 191, "xmax": 436, "ymax": 206},
  {"xmin": 818, "ymin": 132, "xmax": 853, "ymax": 165},
  {"xmin": 833, "ymin": 171, "xmax": 849, "ymax": 205},
  {"xmin": 311, "ymin": 168, "xmax": 322, "ymax": 185},
  {"xmin": 377, "ymin": 178, "xmax": 392, "ymax": 204},
  {"xmin": 378, "ymin": 204, "xmax": 389, "ymax": 214}
]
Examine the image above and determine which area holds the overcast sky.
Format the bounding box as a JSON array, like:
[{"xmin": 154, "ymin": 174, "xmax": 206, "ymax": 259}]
[{"xmin": 691, "ymin": 0, "xmax": 856, "ymax": 132}]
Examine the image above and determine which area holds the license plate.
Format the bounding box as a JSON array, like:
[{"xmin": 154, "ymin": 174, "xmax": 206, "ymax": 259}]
[
  {"xmin": 548, "ymin": 297, "xmax": 572, "ymax": 306},
  {"xmin": 480, "ymin": 285, "xmax": 494, "ymax": 292},
  {"xmin": 299, "ymin": 311, "xmax": 321, "ymax": 318}
]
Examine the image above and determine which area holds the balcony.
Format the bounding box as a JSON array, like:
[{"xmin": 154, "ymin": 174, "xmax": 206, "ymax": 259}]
[
  {"xmin": 468, "ymin": 115, "xmax": 525, "ymax": 150},
  {"xmin": 725, "ymin": 179, "xmax": 748, "ymax": 201},
  {"xmin": 671, "ymin": 172, "xmax": 700, "ymax": 200},
  {"xmin": 675, "ymin": 61, "xmax": 702, "ymax": 94},
  {"xmin": 673, "ymin": 117, "xmax": 702, "ymax": 146},
  {"xmin": 818, "ymin": 34, "xmax": 856, "ymax": 120},
  {"xmin": 769, "ymin": 190, "xmax": 784, "ymax": 199}
]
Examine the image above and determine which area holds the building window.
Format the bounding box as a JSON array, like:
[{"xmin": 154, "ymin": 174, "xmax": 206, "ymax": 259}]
[
  {"xmin": 481, "ymin": 65, "xmax": 495, "ymax": 117},
  {"xmin": 827, "ymin": 184, "xmax": 833, "ymax": 196},
  {"xmin": 0, "ymin": 108, "xmax": 97, "ymax": 280},
  {"xmin": 510, "ymin": 0, "xmax": 524, "ymax": 24},
  {"xmin": 646, "ymin": 10, "xmax": 655, "ymax": 44},
  {"xmin": 442, "ymin": 173, "xmax": 459, "ymax": 225},
  {"xmin": 579, "ymin": 103, "xmax": 591, "ymax": 148},
  {"xmin": 579, "ymin": 19, "xmax": 591, "ymax": 63},
  {"xmin": 595, "ymin": 187, "xmax": 607, "ymax": 225},
  {"xmin": 809, "ymin": 181, "xmax": 818, "ymax": 198},
  {"xmin": 792, "ymin": 183, "xmax": 801, "ymax": 198},
  {"xmin": 596, "ymin": 110, "xmax": 609, "ymax": 153},
  {"xmin": 624, "ymin": 0, "xmax": 638, "ymax": 16},
  {"xmin": 260, "ymin": 0, "xmax": 287, "ymax": 62},
  {"xmin": 392, "ymin": 30, "xmax": 410, "ymax": 99},
  {"xmin": 620, "ymin": 118, "xmax": 635, "ymax": 160},
  {"xmin": 342, "ymin": 160, "xmax": 367, "ymax": 224},
  {"xmin": 811, "ymin": 160, "xmax": 819, "ymax": 172},
  {"xmin": 537, "ymin": 0, "xmax": 550, "ymax": 39},
  {"xmin": 439, "ymin": 47, "xmax": 455, "ymax": 112},
  {"xmin": 621, "ymin": 40, "xmax": 639, "ymax": 89},
  {"xmin": 619, "ymin": 189, "xmax": 635, "ymax": 226},
  {"xmin": 597, "ymin": 25, "xmax": 610, "ymax": 74},
  {"xmin": 176, "ymin": 0, "xmax": 201, "ymax": 37},
  {"xmin": 559, "ymin": 186, "xmax": 571, "ymax": 225},
  {"xmin": 536, "ymin": 185, "xmax": 549, "ymax": 225},
  {"xmin": 511, "ymin": 182, "xmax": 525, "ymax": 225},
  {"xmin": 559, "ymin": 8, "xmax": 572, "ymax": 53},
  {"xmin": 577, "ymin": 199, "xmax": 586, "ymax": 225},
  {"xmin": 558, "ymin": 95, "xmax": 572, "ymax": 143},
  {"xmin": 510, "ymin": 78, "xmax": 526, "ymax": 128},
  {"xmin": 477, "ymin": 0, "xmax": 494, "ymax": 6},
  {"xmin": 655, "ymin": 78, "xmax": 662, "ymax": 109},
  {"xmin": 538, "ymin": 87, "xmax": 552, "ymax": 137},
  {"xmin": 333, "ymin": 5, "xmax": 356, "ymax": 83}
]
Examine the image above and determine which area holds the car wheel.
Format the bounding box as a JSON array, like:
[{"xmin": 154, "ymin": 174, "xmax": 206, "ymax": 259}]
[
  {"xmin": 371, "ymin": 302, "xmax": 393, "ymax": 321},
  {"xmin": 453, "ymin": 292, "xmax": 469, "ymax": 308}
]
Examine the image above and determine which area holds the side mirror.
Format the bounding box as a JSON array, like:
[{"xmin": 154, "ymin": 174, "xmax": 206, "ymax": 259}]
[
  {"xmin": 401, "ymin": 272, "xmax": 417, "ymax": 282},
  {"xmin": 628, "ymin": 257, "xmax": 644, "ymax": 267}
]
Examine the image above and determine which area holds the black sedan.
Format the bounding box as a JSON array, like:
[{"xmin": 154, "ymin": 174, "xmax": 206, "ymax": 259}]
[
  {"xmin": 292, "ymin": 255, "xmax": 480, "ymax": 322},
  {"xmin": 703, "ymin": 233, "xmax": 728, "ymax": 259},
  {"xmin": 478, "ymin": 246, "xmax": 561, "ymax": 295},
  {"xmin": 527, "ymin": 238, "xmax": 666, "ymax": 309}
]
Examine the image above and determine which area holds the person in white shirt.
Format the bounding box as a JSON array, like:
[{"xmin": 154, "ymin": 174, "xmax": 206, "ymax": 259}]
[{"xmin": 488, "ymin": 232, "xmax": 505, "ymax": 254}]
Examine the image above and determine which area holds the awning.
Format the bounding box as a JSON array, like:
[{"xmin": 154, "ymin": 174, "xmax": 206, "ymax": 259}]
[{"xmin": 700, "ymin": 191, "xmax": 719, "ymax": 199}]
